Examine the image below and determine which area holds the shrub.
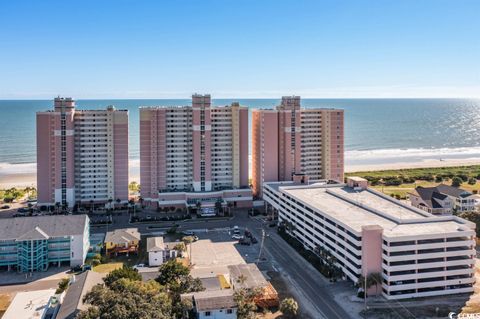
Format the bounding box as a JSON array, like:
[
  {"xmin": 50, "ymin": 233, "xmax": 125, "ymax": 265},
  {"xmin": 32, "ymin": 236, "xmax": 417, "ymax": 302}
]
[
  {"xmin": 452, "ymin": 177, "xmax": 463, "ymax": 187},
  {"xmin": 435, "ymin": 175, "xmax": 443, "ymax": 183},
  {"xmin": 56, "ymin": 277, "xmax": 70, "ymax": 294},
  {"xmin": 468, "ymin": 177, "xmax": 477, "ymax": 185}
]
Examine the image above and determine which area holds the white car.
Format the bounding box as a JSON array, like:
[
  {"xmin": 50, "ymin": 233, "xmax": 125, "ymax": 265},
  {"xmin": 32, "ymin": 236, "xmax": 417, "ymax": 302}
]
[
  {"xmin": 133, "ymin": 264, "xmax": 145, "ymax": 270},
  {"xmin": 231, "ymin": 234, "xmax": 243, "ymax": 240}
]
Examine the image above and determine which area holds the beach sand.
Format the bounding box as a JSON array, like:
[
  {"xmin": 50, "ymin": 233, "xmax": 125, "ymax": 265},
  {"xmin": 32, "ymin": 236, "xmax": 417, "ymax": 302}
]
[{"xmin": 2, "ymin": 158, "xmax": 480, "ymax": 189}]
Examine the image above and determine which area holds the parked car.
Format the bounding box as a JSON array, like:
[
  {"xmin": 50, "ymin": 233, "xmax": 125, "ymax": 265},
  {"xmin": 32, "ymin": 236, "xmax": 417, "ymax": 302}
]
[
  {"xmin": 231, "ymin": 234, "xmax": 243, "ymax": 240},
  {"xmin": 133, "ymin": 264, "xmax": 145, "ymax": 270},
  {"xmin": 0, "ymin": 205, "xmax": 10, "ymax": 210},
  {"xmin": 17, "ymin": 208, "xmax": 27, "ymax": 213},
  {"xmin": 251, "ymin": 237, "xmax": 258, "ymax": 244},
  {"xmin": 239, "ymin": 237, "xmax": 251, "ymax": 245},
  {"xmin": 268, "ymin": 222, "xmax": 276, "ymax": 228}
]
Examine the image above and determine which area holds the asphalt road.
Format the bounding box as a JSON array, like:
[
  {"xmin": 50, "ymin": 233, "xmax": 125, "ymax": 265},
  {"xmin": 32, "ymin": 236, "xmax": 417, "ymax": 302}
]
[
  {"xmin": 86, "ymin": 209, "xmax": 354, "ymax": 318},
  {"xmin": 257, "ymin": 226, "xmax": 352, "ymax": 319},
  {"xmin": 97, "ymin": 210, "xmax": 352, "ymax": 319}
]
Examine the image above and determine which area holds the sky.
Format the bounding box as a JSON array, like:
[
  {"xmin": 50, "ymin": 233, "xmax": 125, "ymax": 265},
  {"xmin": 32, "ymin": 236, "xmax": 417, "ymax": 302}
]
[{"xmin": 0, "ymin": 0, "xmax": 479, "ymax": 99}]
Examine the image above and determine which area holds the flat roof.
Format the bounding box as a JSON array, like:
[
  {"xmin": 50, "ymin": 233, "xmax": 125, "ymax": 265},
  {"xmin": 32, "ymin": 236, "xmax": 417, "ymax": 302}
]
[
  {"xmin": 3, "ymin": 289, "xmax": 56, "ymax": 319},
  {"xmin": 272, "ymin": 183, "xmax": 474, "ymax": 238}
]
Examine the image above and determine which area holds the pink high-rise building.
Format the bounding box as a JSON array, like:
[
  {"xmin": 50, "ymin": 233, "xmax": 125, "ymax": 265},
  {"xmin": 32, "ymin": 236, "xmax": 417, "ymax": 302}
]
[
  {"xmin": 140, "ymin": 94, "xmax": 251, "ymax": 209},
  {"xmin": 252, "ymin": 96, "xmax": 344, "ymax": 197},
  {"xmin": 36, "ymin": 97, "xmax": 129, "ymax": 208}
]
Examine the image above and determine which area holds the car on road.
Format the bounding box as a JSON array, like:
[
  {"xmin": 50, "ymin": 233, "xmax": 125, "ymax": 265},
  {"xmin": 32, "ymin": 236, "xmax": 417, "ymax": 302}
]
[
  {"xmin": 182, "ymin": 230, "xmax": 195, "ymax": 236},
  {"xmin": 0, "ymin": 205, "xmax": 10, "ymax": 210},
  {"xmin": 231, "ymin": 234, "xmax": 243, "ymax": 240},
  {"xmin": 251, "ymin": 237, "xmax": 258, "ymax": 244},
  {"xmin": 268, "ymin": 222, "xmax": 276, "ymax": 228},
  {"xmin": 239, "ymin": 237, "xmax": 251, "ymax": 245},
  {"xmin": 233, "ymin": 225, "xmax": 240, "ymax": 234},
  {"xmin": 133, "ymin": 264, "xmax": 145, "ymax": 270}
]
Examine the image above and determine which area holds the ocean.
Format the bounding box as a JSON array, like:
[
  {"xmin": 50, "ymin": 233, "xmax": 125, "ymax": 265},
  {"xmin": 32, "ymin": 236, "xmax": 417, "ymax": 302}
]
[{"xmin": 1, "ymin": 98, "xmax": 480, "ymax": 179}]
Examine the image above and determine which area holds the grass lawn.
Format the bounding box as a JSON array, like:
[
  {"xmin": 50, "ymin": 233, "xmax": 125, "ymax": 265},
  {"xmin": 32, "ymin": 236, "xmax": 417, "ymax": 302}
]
[
  {"xmin": 347, "ymin": 165, "xmax": 480, "ymax": 199},
  {"xmin": 346, "ymin": 165, "xmax": 480, "ymax": 180},
  {"xmin": 93, "ymin": 262, "xmax": 123, "ymax": 273},
  {"xmin": 371, "ymin": 180, "xmax": 480, "ymax": 198}
]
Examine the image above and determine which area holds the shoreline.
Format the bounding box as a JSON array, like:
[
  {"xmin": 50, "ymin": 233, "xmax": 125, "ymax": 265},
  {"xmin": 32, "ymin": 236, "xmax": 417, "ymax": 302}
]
[{"xmin": 2, "ymin": 158, "xmax": 480, "ymax": 189}]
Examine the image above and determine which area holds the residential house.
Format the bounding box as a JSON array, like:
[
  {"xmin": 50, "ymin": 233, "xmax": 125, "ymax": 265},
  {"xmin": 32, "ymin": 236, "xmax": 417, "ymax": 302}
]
[
  {"xmin": 182, "ymin": 290, "xmax": 237, "ymax": 319},
  {"xmin": 146, "ymin": 237, "xmax": 181, "ymax": 266},
  {"xmin": 3, "ymin": 289, "xmax": 59, "ymax": 319},
  {"xmin": 227, "ymin": 264, "xmax": 279, "ymax": 308},
  {"xmin": 410, "ymin": 184, "xmax": 476, "ymax": 214},
  {"xmin": 56, "ymin": 270, "xmax": 104, "ymax": 319},
  {"xmin": 104, "ymin": 228, "xmax": 140, "ymax": 257}
]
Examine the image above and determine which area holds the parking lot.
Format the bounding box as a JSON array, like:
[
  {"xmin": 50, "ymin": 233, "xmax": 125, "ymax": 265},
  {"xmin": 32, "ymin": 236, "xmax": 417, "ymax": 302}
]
[{"xmin": 193, "ymin": 227, "xmax": 260, "ymax": 262}]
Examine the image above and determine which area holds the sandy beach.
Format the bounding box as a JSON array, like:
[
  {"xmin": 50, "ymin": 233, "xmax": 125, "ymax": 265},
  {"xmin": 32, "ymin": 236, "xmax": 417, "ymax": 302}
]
[{"xmin": 2, "ymin": 157, "xmax": 480, "ymax": 189}]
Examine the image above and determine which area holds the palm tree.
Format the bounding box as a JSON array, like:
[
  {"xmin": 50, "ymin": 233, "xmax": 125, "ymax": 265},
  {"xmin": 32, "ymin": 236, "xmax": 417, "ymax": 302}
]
[
  {"xmin": 128, "ymin": 199, "xmax": 135, "ymax": 216},
  {"xmin": 227, "ymin": 202, "xmax": 233, "ymax": 216},
  {"xmin": 215, "ymin": 199, "xmax": 223, "ymax": 215},
  {"xmin": 195, "ymin": 201, "xmax": 202, "ymax": 213},
  {"xmin": 368, "ymin": 272, "xmax": 383, "ymax": 296},
  {"xmin": 55, "ymin": 202, "xmax": 61, "ymax": 215}
]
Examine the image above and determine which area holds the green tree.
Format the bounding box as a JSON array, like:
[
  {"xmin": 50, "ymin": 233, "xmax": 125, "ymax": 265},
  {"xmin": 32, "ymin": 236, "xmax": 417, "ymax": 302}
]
[
  {"xmin": 156, "ymin": 260, "xmax": 189, "ymax": 285},
  {"xmin": 56, "ymin": 277, "xmax": 70, "ymax": 294},
  {"xmin": 103, "ymin": 265, "xmax": 142, "ymax": 287},
  {"xmin": 280, "ymin": 297, "xmax": 299, "ymax": 318},
  {"xmin": 468, "ymin": 177, "xmax": 477, "ymax": 185},
  {"xmin": 452, "ymin": 176, "xmax": 463, "ymax": 187},
  {"xmin": 77, "ymin": 278, "xmax": 172, "ymax": 319},
  {"xmin": 234, "ymin": 288, "xmax": 260, "ymax": 319},
  {"xmin": 156, "ymin": 260, "xmax": 204, "ymax": 317}
]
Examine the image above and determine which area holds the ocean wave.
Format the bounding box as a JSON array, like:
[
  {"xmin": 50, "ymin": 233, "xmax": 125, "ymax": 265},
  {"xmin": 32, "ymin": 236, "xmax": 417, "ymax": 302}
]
[
  {"xmin": 345, "ymin": 146, "xmax": 480, "ymax": 161},
  {"xmin": 0, "ymin": 162, "xmax": 37, "ymax": 175},
  {"xmin": 2, "ymin": 147, "xmax": 480, "ymax": 177}
]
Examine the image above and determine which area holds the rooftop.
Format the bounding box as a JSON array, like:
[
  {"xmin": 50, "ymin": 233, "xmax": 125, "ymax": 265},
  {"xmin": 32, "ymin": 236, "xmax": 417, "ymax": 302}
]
[
  {"xmin": 267, "ymin": 181, "xmax": 475, "ymax": 238},
  {"xmin": 56, "ymin": 271, "xmax": 104, "ymax": 319},
  {"xmin": 0, "ymin": 215, "xmax": 88, "ymax": 241},
  {"xmin": 3, "ymin": 289, "xmax": 57, "ymax": 319},
  {"xmin": 182, "ymin": 289, "xmax": 236, "ymax": 311},
  {"xmin": 105, "ymin": 228, "xmax": 141, "ymax": 244},
  {"xmin": 146, "ymin": 237, "xmax": 164, "ymax": 252},
  {"xmin": 228, "ymin": 264, "xmax": 268, "ymax": 289}
]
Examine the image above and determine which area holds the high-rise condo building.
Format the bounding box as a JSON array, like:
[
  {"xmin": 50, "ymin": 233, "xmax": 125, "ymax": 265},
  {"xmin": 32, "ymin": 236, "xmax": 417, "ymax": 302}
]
[
  {"xmin": 36, "ymin": 97, "xmax": 129, "ymax": 208},
  {"xmin": 140, "ymin": 94, "xmax": 251, "ymax": 209},
  {"xmin": 252, "ymin": 96, "xmax": 344, "ymax": 197}
]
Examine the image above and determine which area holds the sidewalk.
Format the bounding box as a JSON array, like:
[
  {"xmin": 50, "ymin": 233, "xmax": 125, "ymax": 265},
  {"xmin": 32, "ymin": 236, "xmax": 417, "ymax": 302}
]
[{"xmin": 0, "ymin": 267, "xmax": 69, "ymax": 286}]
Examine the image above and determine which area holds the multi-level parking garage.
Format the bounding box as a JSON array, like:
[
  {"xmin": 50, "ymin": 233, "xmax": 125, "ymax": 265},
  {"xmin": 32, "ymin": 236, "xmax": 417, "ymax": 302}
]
[{"xmin": 263, "ymin": 176, "xmax": 476, "ymax": 300}]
